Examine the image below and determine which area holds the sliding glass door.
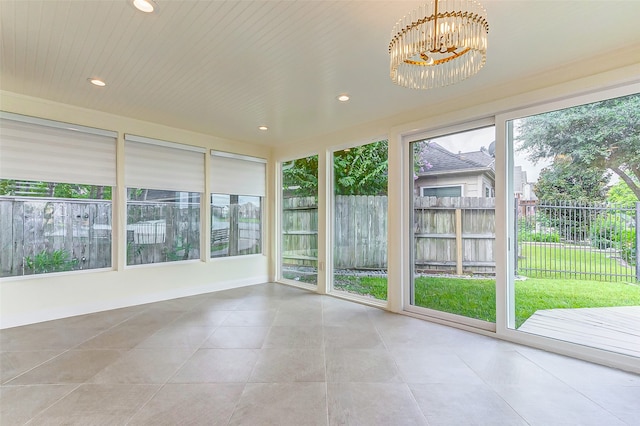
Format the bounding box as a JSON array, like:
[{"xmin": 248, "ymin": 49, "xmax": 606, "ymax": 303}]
[
  {"xmin": 408, "ymin": 126, "xmax": 496, "ymax": 327},
  {"xmin": 506, "ymin": 92, "xmax": 640, "ymax": 356}
]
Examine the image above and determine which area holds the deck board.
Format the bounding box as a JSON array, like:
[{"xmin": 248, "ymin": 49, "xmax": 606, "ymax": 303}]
[{"xmin": 519, "ymin": 306, "xmax": 640, "ymax": 357}]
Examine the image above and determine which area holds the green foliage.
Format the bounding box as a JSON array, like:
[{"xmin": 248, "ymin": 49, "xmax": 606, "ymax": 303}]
[
  {"xmin": 283, "ymin": 141, "xmax": 390, "ymax": 197},
  {"xmin": 282, "ymin": 155, "xmax": 319, "ymax": 198},
  {"xmin": 590, "ymin": 215, "xmax": 637, "ymax": 265},
  {"xmin": 607, "ymin": 180, "xmax": 639, "ymax": 204},
  {"xmin": 0, "ymin": 179, "xmax": 111, "ymax": 199},
  {"xmin": 519, "ymin": 231, "xmax": 560, "ymax": 243},
  {"xmin": 534, "ymin": 157, "xmax": 610, "ymax": 203},
  {"xmin": 165, "ymin": 243, "xmax": 192, "ymax": 261},
  {"xmin": 333, "ymin": 140, "xmax": 388, "ymax": 195},
  {"xmin": 24, "ymin": 249, "xmax": 78, "ymax": 274},
  {"xmin": 517, "ymin": 92, "xmax": 640, "ymax": 199}
]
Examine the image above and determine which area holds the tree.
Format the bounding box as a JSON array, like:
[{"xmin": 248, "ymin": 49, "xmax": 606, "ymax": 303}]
[
  {"xmin": 534, "ymin": 157, "xmax": 610, "ymax": 241},
  {"xmin": 333, "ymin": 140, "xmax": 388, "ymax": 195},
  {"xmin": 282, "ymin": 140, "xmax": 389, "ymax": 197},
  {"xmin": 534, "ymin": 156, "xmax": 610, "ymax": 203},
  {"xmin": 517, "ymin": 93, "xmax": 640, "ymax": 199}
]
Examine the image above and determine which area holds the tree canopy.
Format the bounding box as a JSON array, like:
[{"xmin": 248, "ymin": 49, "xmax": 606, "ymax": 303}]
[
  {"xmin": 534, "ymin": 156, "xmax": 610, "ymax": 202},
  {"xmin": 283, "ymin": 141, "xmax": 389, "ymax": 197},
  {"xmin": 517, "ymin": 93, "xmax": 640, "ymax": 199}
]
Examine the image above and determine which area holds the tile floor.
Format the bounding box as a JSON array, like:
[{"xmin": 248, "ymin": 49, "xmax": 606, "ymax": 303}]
[{"xmin": 1, "ymin": 283, "xmax": 639, "ymax": 425}]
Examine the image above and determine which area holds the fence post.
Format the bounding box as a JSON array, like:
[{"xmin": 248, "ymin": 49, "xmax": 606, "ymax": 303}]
[
  {"xmin": 455, "ymin": 208, "xmax": 463, "ymax": 275},
  {"xmin": 636, "ymin": 202, "xmax": 639, "ymax": 282}
]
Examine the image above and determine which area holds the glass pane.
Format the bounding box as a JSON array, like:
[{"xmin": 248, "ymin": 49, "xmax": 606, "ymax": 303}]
[
  {"xmin": 410, "ymin": 127, "xmax": 496, "ymax": 323},
  {"xmin": 0, "ymin": 179, "xmax": 112, "ymax": 277},
  {"xmin": 127, "ymin": 188, "xmax": 200, "ymax": 265},
  {"xmin": 281, "ymin": 155, "xmax": 318, "ymax": 285},
  {"xmin": 422, "ymin": 186, "xmax": 462, "ymax": 197},
  {"xmin": 333, "ymin": 140, "xmax": 388, "ymax": 300},
  {"xmin": 508, "ymin": 93, "xmax": 640, "ymax": 356},
  {"xmin": 211, "ymin": 194, "xmax": 261, "ymax": 258}
]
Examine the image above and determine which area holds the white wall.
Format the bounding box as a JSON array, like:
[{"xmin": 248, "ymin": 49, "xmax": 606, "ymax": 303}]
[{"xmin": 0, "ymin": 91, "xmax": 272, "ymax": 328}]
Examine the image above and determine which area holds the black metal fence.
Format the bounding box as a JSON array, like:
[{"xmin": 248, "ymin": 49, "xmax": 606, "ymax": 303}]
[{"xmin": 516, "ymin": 200, "xmax": 639, "ymax": 282}]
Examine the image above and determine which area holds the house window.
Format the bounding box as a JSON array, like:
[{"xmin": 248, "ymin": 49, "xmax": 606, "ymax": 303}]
[
  {"xmin": 126, "ymin": 189, "xmax": 200, "ymax": 264},
  {"xmin": 125, "ymin": 134, "xmax": 205, "ymax": 265},
  {"xmin": 210, "ymin": 151, "xmax": 266, "ymax": 258},
  {"xmin": 0, "ymin": 112, "xmax": 116, "ymax": 277},
  {"xmin": 211, "ymin": 194, "xmax": 261, "ymax": 257},
  {"xmin": 421, "ymin": 185, "xmax": 462, "ymax": 197}
]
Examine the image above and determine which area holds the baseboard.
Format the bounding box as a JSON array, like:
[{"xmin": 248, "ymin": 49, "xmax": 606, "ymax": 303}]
[{"xmin": 0, "ymin": 275, "xmax": 269, "ymax": 329}]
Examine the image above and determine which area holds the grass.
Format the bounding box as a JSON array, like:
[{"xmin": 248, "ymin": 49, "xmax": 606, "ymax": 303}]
[
  {"xmin": 330, "ymin": 274, "xmax": 640, "ymax": 327},
  {"xmin": 519, "ymin": 243, "xmax": 635, "ymax": 279}
]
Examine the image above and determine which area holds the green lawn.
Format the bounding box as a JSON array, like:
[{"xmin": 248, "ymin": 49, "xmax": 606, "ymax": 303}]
[
  {"xmin": 519, "ymin": 243, "xmax": 635, "ymax": 280},
  {"xmin": 332, "ymin": 275, "xmax": 640, "ymax": 327}
]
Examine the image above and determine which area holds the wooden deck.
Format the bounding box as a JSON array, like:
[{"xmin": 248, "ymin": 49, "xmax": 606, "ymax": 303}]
[{"xmin": 519, "ymin": 306, "xmax": 640, "ymax": 358}]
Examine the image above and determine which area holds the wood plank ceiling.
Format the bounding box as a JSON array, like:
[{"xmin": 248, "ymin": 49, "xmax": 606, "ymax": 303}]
[{"xmin": 1, "ymin": 1, "xmax": 639, "ymax": 147}]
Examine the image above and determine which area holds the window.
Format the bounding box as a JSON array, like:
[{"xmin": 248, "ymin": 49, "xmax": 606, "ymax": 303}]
[
  {"xmin": 281, "ymin": 155, "xmax": 318, "ymax": 285},
  {"xmin": 421, "ymin": 185, "xmax": 462, "ymax": 197},
  {"xmin": 0, "ymin": 112, "xmax": 116, "ymax": 277},
  {"xmin": 211, "ymin": 194, "xmax": 262, "ymax": 257},
  {"xmin": 210, "ymin": 151, "xmax": 266, "ymax": 258},
  {"xmin": 332, "ymin": 140, "xmax": 388, "ymax": 301},
  {"xmin": 125, "ymin": 134, "xmax": 204, "ymax": 265}
]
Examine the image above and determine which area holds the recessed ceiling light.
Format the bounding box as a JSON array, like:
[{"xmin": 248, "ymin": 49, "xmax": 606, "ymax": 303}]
[
  {"xmin": 258, "ymin": 126, "xmax": 268, "ymax": 131},
  {"xmin": 133, "ymin": 0, "xmax": 156, "ymax": 13},
  {"xmin": 337, "ymin": 94, "xmax": 350, "ymax": 102},
  {"xmin": 88, "ymin": 78, "xmax": 106, "ymax": 87}
]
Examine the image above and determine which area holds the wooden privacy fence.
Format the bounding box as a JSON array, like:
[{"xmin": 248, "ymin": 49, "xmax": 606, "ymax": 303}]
[
  {"xmin": 414, "ymin": 197, "xmax": 495, "ymax": 274},
  {"xmin": 282, "ymin": 195, "xmax": 495, "ymax": 273},
  {"xmin": 334, "ymin": 195, "xmax": 387, "ymax": 269},
  {"xmin": 0, "ymin": 197, "xmax": 112, "ymax": 277}
]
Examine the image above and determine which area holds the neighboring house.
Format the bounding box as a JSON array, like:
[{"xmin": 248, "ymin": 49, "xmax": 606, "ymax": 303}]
[{"xmin": 414, "ymin": 142, "xmax": 495, "ymax": 198}]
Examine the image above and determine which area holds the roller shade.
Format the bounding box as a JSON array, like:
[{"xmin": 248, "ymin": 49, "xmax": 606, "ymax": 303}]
[
  {"xmin": 125, "ymin": 134, "xmax": 205, "ymax": 193},
  {"xmin": 0, "ymin": 112, "xmax": 117, "ymax": 186},
  {"xmin": 211, "ymin": 151, "xmax": 266, "ymax": 196}
]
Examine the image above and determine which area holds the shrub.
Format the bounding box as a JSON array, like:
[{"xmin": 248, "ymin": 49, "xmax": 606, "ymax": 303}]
[{"xmin": 24, "ymin": 249, "xmax": 78, "ymax": 274}]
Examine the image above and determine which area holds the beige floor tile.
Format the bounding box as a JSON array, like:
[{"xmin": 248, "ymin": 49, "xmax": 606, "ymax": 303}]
[
  {"xmin": 249, "ymin": 348, "xmax": 326, "ymax": 382},
  {"xmin": 327, "ymin": 382, "xmax": 427, "ymax": 426},
  {"xmin": 128, "ymin": 383, "xmax": 244, "ymax": 425},
  {"xmin": 29, "ymin": 383, "xmax": 159, "ymax": 425},
  {"xmin": 229, "ymin": 382, "xmax": 327, "ymax": 426},
  {"xmin": 221, "ymin": 310, "xmax": 277, "ymax": 327},
  {"xmin": 0, "ymin": 350, "xmax": 63, "ymax": 384},
  {"xmin": 170, "ymin": 348, "xmax": 259, "ymax": 383},
  {"xmin": 0, "ymin": 326, "xmax": 103, "ymax": 351},
  {"xmin": 6, "ymin": 349, "xmax": 121, "ymax": 385},
  {"xmin": 0, "ymin": 384, "xmax": 78, "ymax": 425},
  {"xmin": 77, "ymin": 324, "xmax": 161, "ymax": 349},
  {"xmin": 89, "ymin": 348, "xmax": 195, "ymax": 384},
  {"xmin": 262, "ymin": 325, "xmax": 324, "ymax": 348},
  {"xmin": 325, "ymin": 348, "xmax": 401, "ymax": 383},
  {"xmin": 135, "ymin": 325, "xmax": 214, "ymax": 349},
  {"xmin": 3, "ymin": 283, "xmax": 638, "ymax": 425},
  {"xmin": 202, "ymin": 326, "xmax": 269, "ymax": 348}
]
